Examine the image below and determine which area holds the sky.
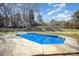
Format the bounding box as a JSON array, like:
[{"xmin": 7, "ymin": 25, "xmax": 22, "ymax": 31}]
[{"xmin": 39, "ymin": 3, "xmax": 79, "ymax": 22}]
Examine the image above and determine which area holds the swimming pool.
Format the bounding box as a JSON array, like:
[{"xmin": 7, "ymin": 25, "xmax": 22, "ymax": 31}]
[{"xmin": 17, "ymin": 33, "xmax": 65, "ymax": 44}]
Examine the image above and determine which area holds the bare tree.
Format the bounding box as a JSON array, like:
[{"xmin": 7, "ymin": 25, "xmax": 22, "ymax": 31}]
[
  {"xmin": 0, "ymin": 3, "xmax": 40, "ymax": 28},
  {"xmin": 35, "ymin": 13, "xmax": 44, "ymax": 25},
  {"xmin": 0, "ymin": 3, "xmax": 12, "ymax": 27},
  {"xmin": 19, "ymin": 3, "xmax": 40, "ymax": 28},
  {"xmin": 27, "ymin": 9, "xmax": 35, "ymax": 29}
]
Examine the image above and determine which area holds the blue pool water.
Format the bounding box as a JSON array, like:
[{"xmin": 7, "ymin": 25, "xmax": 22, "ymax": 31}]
[{"xmin": 17, "ymin": 33, "xmax": 65, "ymax": 44}]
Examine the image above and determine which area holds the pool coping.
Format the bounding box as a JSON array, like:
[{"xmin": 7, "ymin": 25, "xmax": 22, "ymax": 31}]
[
  {"xmin": 1, "ymin": 32, "xmax": 79, "ymax": 56},
  {"xmin": 14, "ymin": 32, "xmax": 79, "ymax": 55}
]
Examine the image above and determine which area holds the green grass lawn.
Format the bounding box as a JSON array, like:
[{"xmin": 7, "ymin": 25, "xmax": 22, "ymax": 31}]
[{"xmin": 0, "ymin": 29, "xmax": 79, "ymax": 44}]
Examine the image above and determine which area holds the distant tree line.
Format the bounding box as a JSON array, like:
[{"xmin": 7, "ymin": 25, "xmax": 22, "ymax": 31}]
[
  {"xmin": 64, "ymin": 10, "xmax": 79, "ymax": 29},
  {"xmin": 0, "ymin": 3, "xmax": 44, "ymax": 29},
  {"xmin": 0, "ymin": 3, "xmax": 79, "ymax": 30},
  {"xmin": 48, "ymin": 10, "xmax": 79, "ymax": 29}
]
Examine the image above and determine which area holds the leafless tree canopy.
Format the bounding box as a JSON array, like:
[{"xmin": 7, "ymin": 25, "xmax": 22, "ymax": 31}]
[
  {"xmin": 0, "ymin": 3, "xmax": 43, "ymax": 28},
  {"xmin": 0, "ymin": 3, "xmax": 79, "ymax": 29}
]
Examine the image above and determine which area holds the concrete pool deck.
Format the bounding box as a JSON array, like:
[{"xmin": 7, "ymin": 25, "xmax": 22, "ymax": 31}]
[{"xmin": 0, "ymin": 32, "xmax": 79, "ymax": 56}]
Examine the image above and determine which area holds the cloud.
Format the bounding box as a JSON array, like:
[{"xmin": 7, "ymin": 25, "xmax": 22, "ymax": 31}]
[
  {"xmin": 47, "ymin": 9, "xmax": 51, "ymax": 12},
  {"xmin": 47, "ymin": 8, "xmax": 61, "ymax": 15},
  {"xmin": 48, "ymin": 3, "xmax": 53, "ymax": 6},
  {"xmin": 46, "ymin": 3, "xmax": 73, "ymax": 21},
  {"xmin": 47, "ymin": 3, "xmax": 66, "ymax": 16},
  {"xmin": 53, "ymin": 3, "xmax": 66, "ymax": 8},
  {"xmin": 51, "ymin": 10, "xmax": 73, "ymax": 21}
]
